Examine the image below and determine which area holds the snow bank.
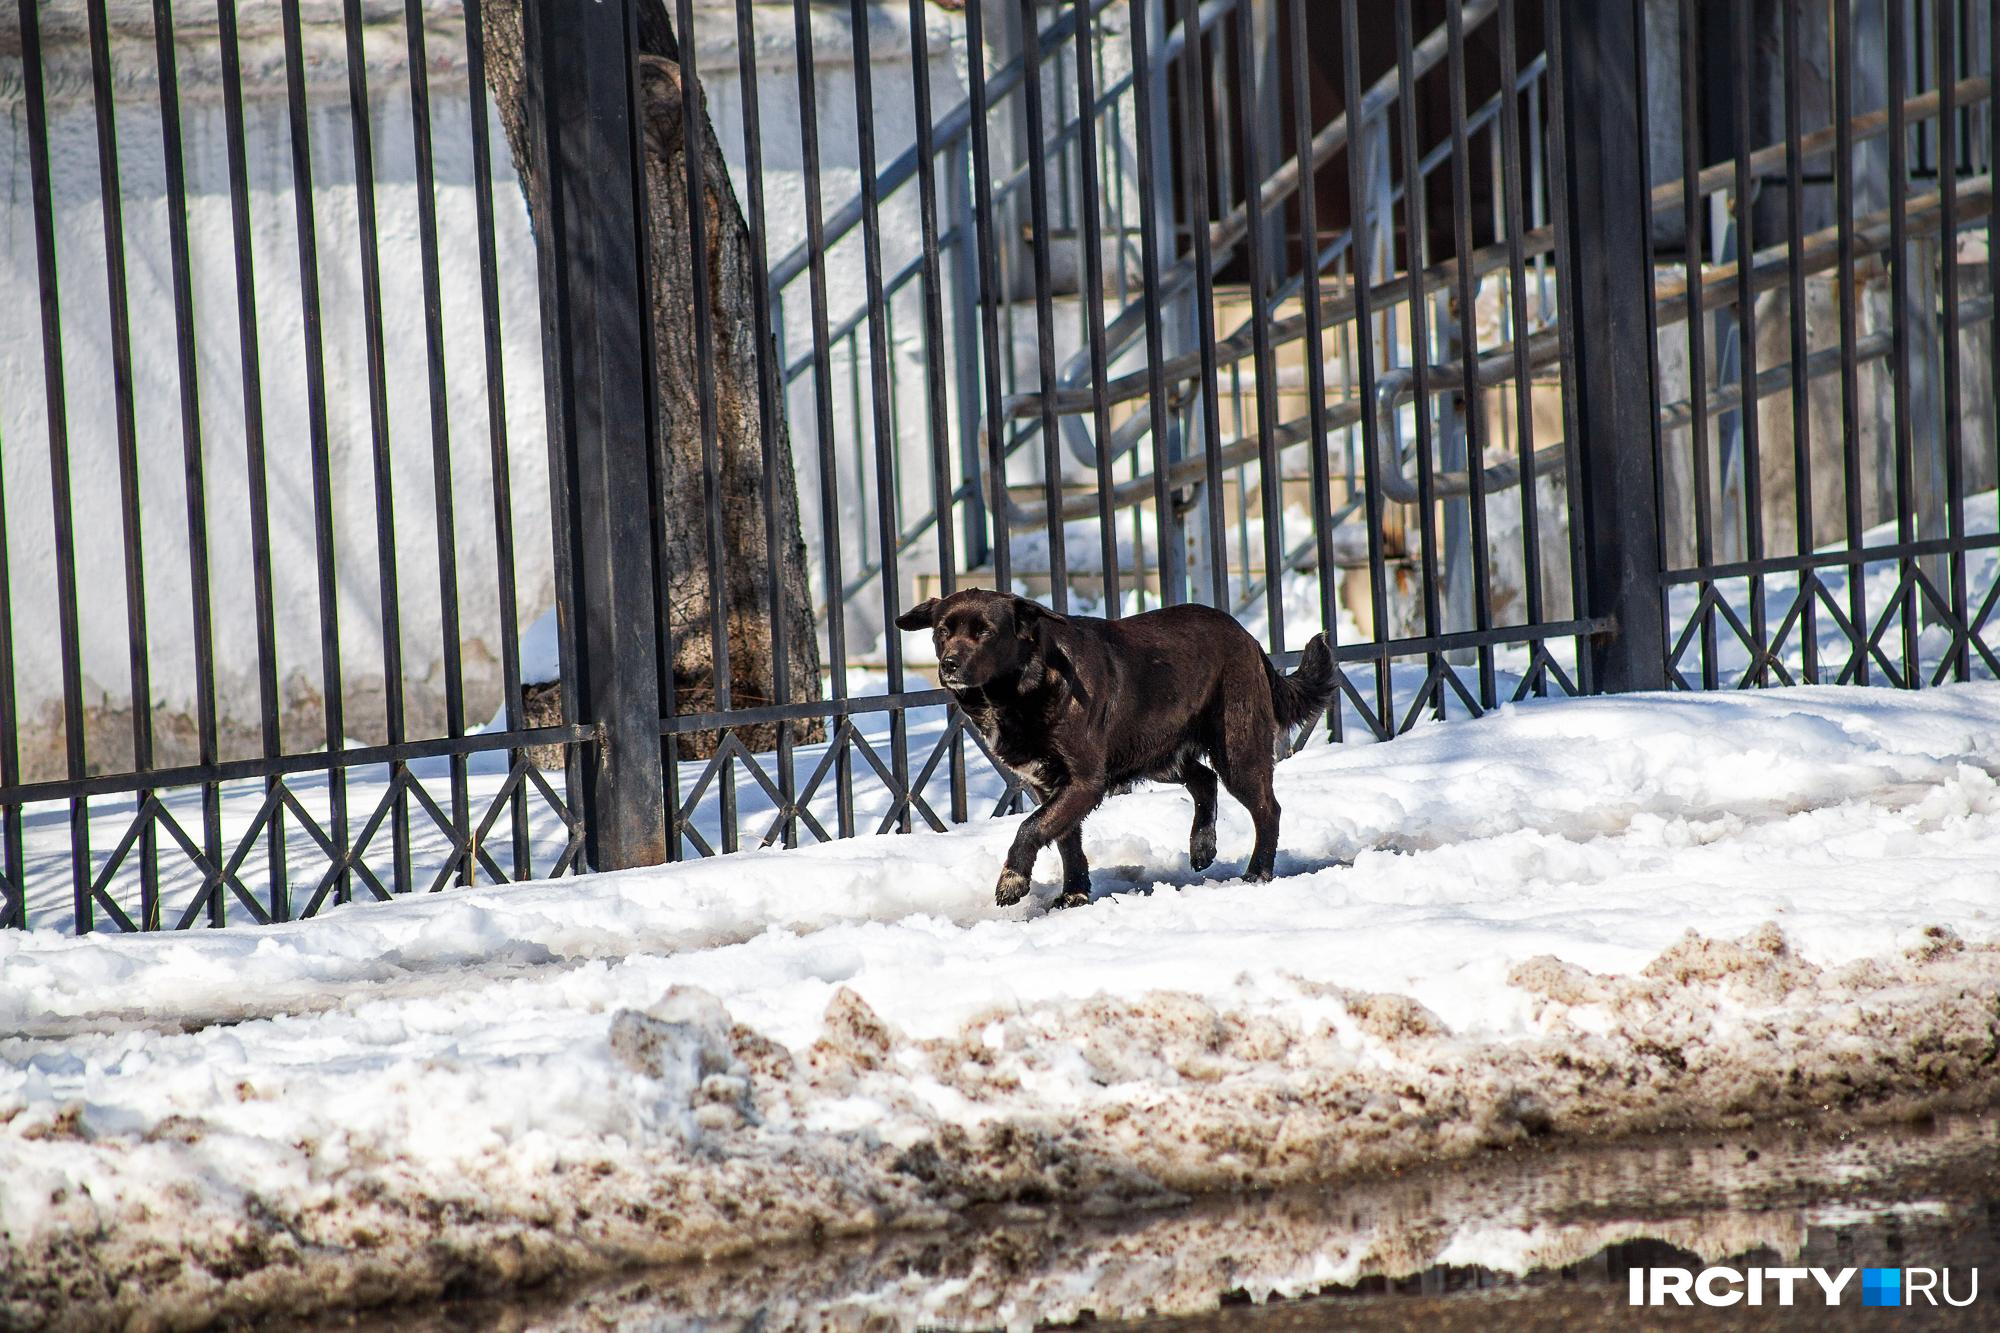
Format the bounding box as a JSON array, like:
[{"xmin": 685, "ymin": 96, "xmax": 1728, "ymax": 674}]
[{"xmin": 4, "ymin": 684, "xmax": 2000, "ymax": 1328}]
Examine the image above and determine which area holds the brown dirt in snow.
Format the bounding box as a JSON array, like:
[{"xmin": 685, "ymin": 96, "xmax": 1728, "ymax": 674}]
[{"xmin": 5, "ymin": 925, "xmax": 1999, "ymax": 1331}]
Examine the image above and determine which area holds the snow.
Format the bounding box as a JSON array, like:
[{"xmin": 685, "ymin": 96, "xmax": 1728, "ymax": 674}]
[
  {"xmin": 5, "ymin": 682, "xmax": 2000, "ymax": 1327},
  {"xmin": 517, "ymin": 606, "xmax": 564, "ymax": 686}
]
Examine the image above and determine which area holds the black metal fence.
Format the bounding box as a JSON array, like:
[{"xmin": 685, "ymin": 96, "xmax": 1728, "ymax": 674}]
[
  {"xmin": 1645, "ymin": 0, "xmax": 2000, "ymax": 692},
  {"xmin": 1, "ymin": 0, "xmax": 1992, "ymax": 935},
  {"xmin": 2, "ymin": 0, "xmax": 592, "ymax": 934}
]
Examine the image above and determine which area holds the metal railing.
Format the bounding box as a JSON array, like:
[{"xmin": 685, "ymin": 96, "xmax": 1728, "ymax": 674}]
[
  {"xmin": 3, "ymin": 0, "xmax": 1994, "ymax": 936},
  {"xmin": 1, "ymin": 0, "xmax": 589, "ymax": 933},
  {"xmin": 1647, "ymin": 0, "xmax": 2000, "ymax": 692}
]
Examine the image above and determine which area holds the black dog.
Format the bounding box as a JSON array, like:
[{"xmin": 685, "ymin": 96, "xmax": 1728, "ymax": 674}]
[{"xmin": 896, "ymin": 589, "xmax": 1336, "ymax": 908}]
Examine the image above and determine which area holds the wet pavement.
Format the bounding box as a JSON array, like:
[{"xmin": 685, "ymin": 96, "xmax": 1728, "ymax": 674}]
[{"xmin": 305, "ymin": 1110, "xmax": 2000, "ymax": 1331}]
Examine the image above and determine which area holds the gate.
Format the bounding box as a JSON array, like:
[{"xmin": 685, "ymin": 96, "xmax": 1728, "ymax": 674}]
[
  {"xmin": 1, "ymin": 0, "xmax": 1992, "ymax": 935},
  {"xmin": 1645, "ymin": 1, "xmax": 2000, "ymax": 692}
]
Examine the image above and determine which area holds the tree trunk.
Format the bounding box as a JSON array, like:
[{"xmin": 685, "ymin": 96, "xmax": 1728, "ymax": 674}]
[{"xmin": 482, "ymin": 0, "xmax": 824, "ymax": 758}]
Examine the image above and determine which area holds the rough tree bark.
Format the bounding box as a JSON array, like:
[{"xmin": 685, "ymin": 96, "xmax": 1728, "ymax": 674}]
[{"xmin": 483, "ymin": 0, "xmax": 824, "ymax": 758}]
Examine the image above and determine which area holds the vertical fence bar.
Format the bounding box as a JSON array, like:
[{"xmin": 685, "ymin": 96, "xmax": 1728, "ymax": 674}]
[
  {"xmin": 1729, "ymin": 0, "xmax": 1769, "ymax": 685},
  {"xmin": 524, "ymin": 0, "xmax": 668, "ymax": 869},
  {"xmin": 909, "ymin": 0, "xmax": 958, "ymax": 605},
  {"xmin": 1991, "ymin": 0, "xmax": 1999, "ymax": 587},
  {"xmin": 672, "ymin": 0, "xmax": 739, "ymax": 850},
  {"xmin": 630, "ymin": 0, "xmax": 680, "ymax": 864},
  {"xmin": 1444, "ymin": 0, "xmax": 1497, "ymax": 705},
  {"xmin": 531, "ymin": 24, "xmax": 586, "ymax": 875},
  {"xmin": 1834, "ymin": 0, "xmax": 1870, "ymax": 683},
  {"xmin": 738, "ymin": 0, "xmax": 799, "ymax": 845},
  {"xmin": 1344, "ymin": 0, "xmax": 1396, "ymax": 734},
  {"xmin": 1286, "ymin": 0, "xmax": 1337, "ymax": 728},
  {"xmin": 1631, "ymin": 0, "xmax": 1671, "ymax": 695},
  {"xmin": 792, "ymin": 0, "xmax": 854, "ymax": 837},
  {"xmin": 845, "ymin": 0, "xmax": 912, "ymax": 832},
  {"xmin": 1904, "ymin": 4, "xmax": 1947, "ymax": 640},
  {"xmin": 86, "ymin": 0, "xmax": 158, "ymax": 928},
  {"xmin": 1233, "ymin": 0, "xmax": 1286, "ymax": 652},
  {"xmin": 1553, "ymin": 0, "xmax": 1667, "ymax": 691},
  {"xmin": 277, "ymin": 0, "xmax": 345, "ymax": 911},
  {"xmin": 462, "ymin": 0, "xmax": 531, "ymax": 877},
  {"xmin": 152, "ymin": 0, "xmax": 224, "ymax": 921},
  {"xmin": 1496, "ymin": 0, "xmax": 1547, "ymax": 691},
  {"xmin": 1394, "ymin": 0, "xmax": 1445, "ymax": 721},
  {"xmin": 0, "ymin": 208, "xmax": 18, "ymax": 927},
  {"xmin": 1177, "ymin": 0, "xmax": 1230, "ymax": 608},
  {"xmin": 1678, "ymin": 0, "xmax": 1719, "ymax": 688},
  {"xmin": 1935, "ymin": 11, "xmax": 1968, "ymax": 682},
  {"xmin": 1542, "ymin": 0, "xmax": 1594, "ymax": 693},
  {"xmin": 18, "ymin": 0, "xmax": 92, "ymax": 931},
  {"xmin": 1780, "ymin": 0, "xmax": 1817, "ymax": 682},
  {"xmin": 907, "ymin": 0, "xmax": 964, "ymax": 823},
  {"xmin": 1074, "ymin": 0, "xmax": 1121, "ymax": 616},
  {"xmin": 1887, "ymin": 0, "xmax": 1919, "ymax": 683},
  {"xmin": 0, "ymin": 446, "xmax": 19, "ymax": 927},
  {"xmin": 403, "ymin": 2, "xmax": 472, "ymax": 885},
  {"xmin": 966, "ymin": 0, "xmax": 1013, "ymax": 594},
  {"xmin": 1019, "ymin": 0, "xmax": 1071, "ymax": 614},
  {"xmin": 340, "ymin": 0, "xmax": 411, "ymax": 893},
  {"xmin": 1131, "ymin": 0, "xmax": 1183, "ymax": 608}
]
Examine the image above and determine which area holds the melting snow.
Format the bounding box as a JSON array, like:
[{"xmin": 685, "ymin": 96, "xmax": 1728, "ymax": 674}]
[{"xmin": 4, "ymin": 683, "xmax": 2000, "ymax": 1327}]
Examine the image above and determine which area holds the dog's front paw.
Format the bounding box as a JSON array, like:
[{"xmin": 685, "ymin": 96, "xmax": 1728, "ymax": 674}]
[
  {"xmin": 1054, "ymin": 888, "xmax": 1092, "ymax": 910},
  {"xmin": 1189, "ymin": 825, "xmax": 1217, "ymax": 872},
  {"xmin": 994, "ymin": 868, "xmax": 1032, "ymax": 906}
]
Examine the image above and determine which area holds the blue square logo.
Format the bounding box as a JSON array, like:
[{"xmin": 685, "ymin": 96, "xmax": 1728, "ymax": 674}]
[{"xmin": 1862, "ymin": 1268, "xmax": 1902, "ymax": 1307}]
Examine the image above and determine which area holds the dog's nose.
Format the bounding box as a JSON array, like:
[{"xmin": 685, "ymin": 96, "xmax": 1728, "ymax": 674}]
[{"xmin": 939, "ymin": 655, "xmax": 961, "ymax": 674}]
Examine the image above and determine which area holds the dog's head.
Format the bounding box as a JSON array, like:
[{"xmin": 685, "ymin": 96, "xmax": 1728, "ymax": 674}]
[{"xmin": 895, "ymin": 589, "xmax": 1067, "ymax": 691}]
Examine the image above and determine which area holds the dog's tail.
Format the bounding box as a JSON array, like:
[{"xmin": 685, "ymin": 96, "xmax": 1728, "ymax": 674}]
[{"xmin": 1268, "ymin": 632, "xmax": 1337, "ymax": 731}]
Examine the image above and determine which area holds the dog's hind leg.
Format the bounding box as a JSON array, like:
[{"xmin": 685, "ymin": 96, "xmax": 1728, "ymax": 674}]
[
  {"xmin": 1054, "ymin": 829, "xmax": 1092, "ymax": 909},
  {"xmin": 1183, "ymin": 760, "xmax": 1219, "ymax": 872},
  {"xmin": 1215, "ymin": 720, "xmax": 1281, "ymax": 882}
]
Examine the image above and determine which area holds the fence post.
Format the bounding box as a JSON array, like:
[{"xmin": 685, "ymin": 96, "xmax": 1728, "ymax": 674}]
[
  {"xmin": 1551, "ymin": 0, "xmax": 1667, "ymax": 692},
  {"xmin": 523, "ymin": 0, "xmax": 668, "ymax": 870}
]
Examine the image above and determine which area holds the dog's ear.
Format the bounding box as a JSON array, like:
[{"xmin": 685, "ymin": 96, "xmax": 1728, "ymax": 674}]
[
  {"xmin": 1009, "ymin": 596, "xmax": 1068, "ymax": 639},
  {"xmin": 894, "ymin": 597, "xmax": 943, "ymax": 631},
  {"xmin": 1013, "ymin": 598, "xmax": 1085, "ymax": 703}
]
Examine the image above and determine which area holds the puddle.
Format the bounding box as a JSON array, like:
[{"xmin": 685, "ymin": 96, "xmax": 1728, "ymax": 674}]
[{"xmin": 300, "ymin": 1111, "xmax": 2000, "ymax": 1331}]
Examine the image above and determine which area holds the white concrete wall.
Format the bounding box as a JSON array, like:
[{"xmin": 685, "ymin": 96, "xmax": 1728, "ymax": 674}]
[{"xmin": 2, "ymin": 6, "xmax": 552, "ymax": 780}]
